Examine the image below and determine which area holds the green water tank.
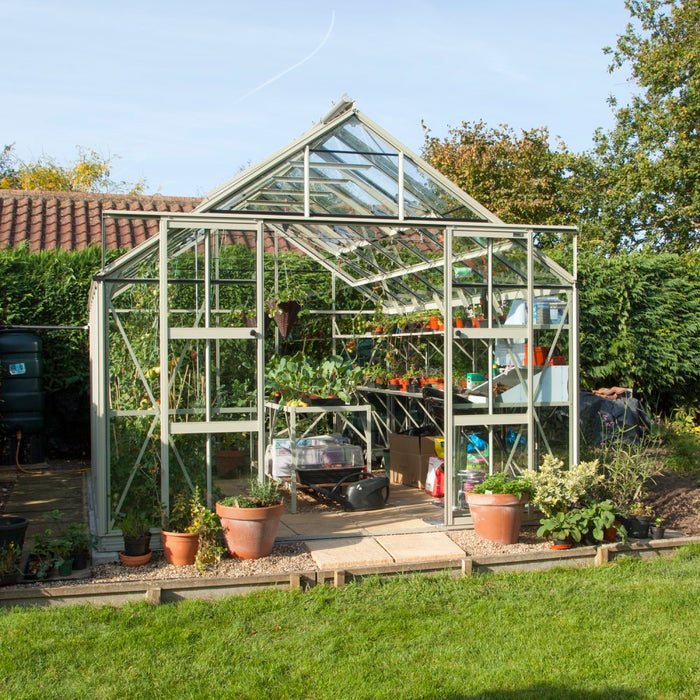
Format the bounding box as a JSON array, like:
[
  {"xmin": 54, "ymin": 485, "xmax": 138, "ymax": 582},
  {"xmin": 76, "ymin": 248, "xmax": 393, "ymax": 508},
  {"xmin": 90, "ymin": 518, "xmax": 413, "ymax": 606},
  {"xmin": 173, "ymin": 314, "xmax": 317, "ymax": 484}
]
[{"xmin": 0, "ymin": 330, "xmax": 44, "ymax": 435}]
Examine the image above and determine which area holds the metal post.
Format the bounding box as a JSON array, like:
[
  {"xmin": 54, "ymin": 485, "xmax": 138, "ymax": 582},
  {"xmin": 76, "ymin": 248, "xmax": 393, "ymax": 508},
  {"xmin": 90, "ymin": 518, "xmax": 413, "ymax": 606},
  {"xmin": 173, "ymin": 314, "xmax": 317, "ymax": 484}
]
[
  {"xmin": 204, "ymin": 230, "xmax": 213, "ymax": 506},
  {"xmin": 303, "ymin": 146, "xmax": 310, "ymax": 219},
  {"xmin": 526, "ymin": 231, "xmax": 535, "ymax": 473},
  {"xmin": 398, "ymin": 151, "xmax": 404, "ymax": 220},
  {"xmin": 158, "ymin": 220, "xmax": 171, "ymax": 512},
  {"xmin": 571, "ymin": 229, "xmax": 580, "ymax": 465},
  {"xmin": 444, "ymin": 227, "xmax": 453, "ymax": 525},
  {"xmin": 256, "ymin": 221, "xmax": 266, "ymax": 482}
]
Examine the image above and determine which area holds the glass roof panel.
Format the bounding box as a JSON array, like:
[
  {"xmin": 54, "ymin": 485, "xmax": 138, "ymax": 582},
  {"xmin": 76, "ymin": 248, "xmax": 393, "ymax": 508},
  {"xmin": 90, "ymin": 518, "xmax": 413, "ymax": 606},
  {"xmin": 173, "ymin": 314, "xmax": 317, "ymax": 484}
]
[
  {"xmin": 210, "ymin": 114, "xmax": 491, "ymax": 222},
  {"xmin": 402, "ymin": 157, "xmax": 486, "ymax": 220}
]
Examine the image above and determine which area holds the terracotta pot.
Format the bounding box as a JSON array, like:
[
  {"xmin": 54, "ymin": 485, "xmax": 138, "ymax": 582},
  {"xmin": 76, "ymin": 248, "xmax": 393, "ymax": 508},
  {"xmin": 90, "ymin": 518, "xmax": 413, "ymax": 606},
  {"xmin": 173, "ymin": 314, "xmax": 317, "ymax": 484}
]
[
  {"xmin": 216, "ymin": 501, "xmax": 284, "ymax": 560},
  {"xmin": 603, "ymin": 524, "xmax": 618, "ymax": 542},
  {"xmin": 161, "ymin": 530, "xmax": 199, "ymax": 566},
  {"xmin": 119, "ymin": 550, "xmax": 153, "ymax": 567},
  {"xmin": 215, "ymin": 449, "xmax": 248, "ymax": 478},
  {"xmin": 466, "ymin": 492, "xmax": 529, "ymax": 545}
]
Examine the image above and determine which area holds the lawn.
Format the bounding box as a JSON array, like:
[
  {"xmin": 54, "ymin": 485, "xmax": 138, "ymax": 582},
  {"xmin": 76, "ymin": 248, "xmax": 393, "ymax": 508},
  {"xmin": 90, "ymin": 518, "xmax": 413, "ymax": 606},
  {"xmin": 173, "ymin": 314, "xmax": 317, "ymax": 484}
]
[{"xmin": 1, "ymin": 546, "xmax": 699, "ymax": 699}]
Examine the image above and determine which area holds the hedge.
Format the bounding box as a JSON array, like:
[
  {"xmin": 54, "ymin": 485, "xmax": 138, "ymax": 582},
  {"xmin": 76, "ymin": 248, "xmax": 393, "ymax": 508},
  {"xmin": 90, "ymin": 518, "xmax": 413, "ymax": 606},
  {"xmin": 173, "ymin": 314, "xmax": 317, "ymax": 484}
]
[{"xmin": 0, "ymin": 245, "xmax": 697, "ymax": 416}]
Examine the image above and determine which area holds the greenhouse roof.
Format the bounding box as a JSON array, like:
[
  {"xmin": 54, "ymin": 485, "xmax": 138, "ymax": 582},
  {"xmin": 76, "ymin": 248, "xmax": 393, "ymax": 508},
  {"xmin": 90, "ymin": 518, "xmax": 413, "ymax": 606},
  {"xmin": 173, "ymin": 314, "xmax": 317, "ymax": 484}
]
[{"xmin": 101, "ymin": 96, "xmax": 574, "ymax": 311}]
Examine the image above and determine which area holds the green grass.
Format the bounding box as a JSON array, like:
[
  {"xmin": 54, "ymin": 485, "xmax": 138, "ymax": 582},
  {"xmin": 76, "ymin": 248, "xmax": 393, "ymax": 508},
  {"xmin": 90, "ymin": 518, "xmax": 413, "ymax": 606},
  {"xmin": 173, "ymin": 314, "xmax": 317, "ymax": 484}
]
[{"xmin": 1, "ymin": 547, "xmax": 699, "ymax": 699}]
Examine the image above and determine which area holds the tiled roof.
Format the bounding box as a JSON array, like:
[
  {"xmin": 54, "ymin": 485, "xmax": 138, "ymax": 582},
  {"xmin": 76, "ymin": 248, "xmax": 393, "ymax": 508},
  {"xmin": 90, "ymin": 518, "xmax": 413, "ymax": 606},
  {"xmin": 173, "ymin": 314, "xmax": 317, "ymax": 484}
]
[{"xmin": 0, "ymin": 189, "xmax": 201, "ymax": 251}]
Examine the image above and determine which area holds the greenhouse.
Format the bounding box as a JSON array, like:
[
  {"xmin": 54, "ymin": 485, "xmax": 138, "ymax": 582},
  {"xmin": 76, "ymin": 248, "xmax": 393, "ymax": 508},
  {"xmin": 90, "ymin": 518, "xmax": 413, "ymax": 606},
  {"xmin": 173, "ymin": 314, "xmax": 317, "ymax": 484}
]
[{"xmin": 88, "ymin": 96, "xmax": 579, "ymax": 551}]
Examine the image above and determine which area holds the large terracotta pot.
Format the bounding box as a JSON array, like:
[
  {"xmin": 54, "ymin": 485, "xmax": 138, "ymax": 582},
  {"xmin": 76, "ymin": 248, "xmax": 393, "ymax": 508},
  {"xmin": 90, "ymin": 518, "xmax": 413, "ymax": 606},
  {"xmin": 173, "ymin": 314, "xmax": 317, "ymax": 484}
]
[
  {"xmin": 161, "ymin": 530, "xmax": 199, "ymax": 566},
  {"xmin": 466, "ymin": 492, "xmax": 529, "ymax": 545},
  {"xmin": 216, "ymin": 502, "xmax": 284, "ymax": 560}
]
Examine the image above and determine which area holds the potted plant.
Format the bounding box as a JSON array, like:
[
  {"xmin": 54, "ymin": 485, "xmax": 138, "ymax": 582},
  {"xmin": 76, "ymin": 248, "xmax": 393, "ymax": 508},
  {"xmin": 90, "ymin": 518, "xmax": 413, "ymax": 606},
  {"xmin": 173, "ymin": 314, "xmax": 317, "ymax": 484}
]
[
  {"xmin": 650, "ymin": 516, "xmax": 666, "ymax": 540},
  {"xmin": 466, "ymin": 472, "xmax": 533, "ymax": 545},
  {"xmin": 577, "ymin": 500, "xmax": 627, "ymax": 544},
  {"xmin": 266, "ymin": 294, "xmax": 302, "ymax": 339},
  {"xmin": 161, "ymin": 487, "xmax": 224, "ymax": 571},
  {"xmin": 50, "ymin": 534, "xmax": 74, "ymax": 577},
  {"xmin": 0, "ymin": 543, "xmax": 21, "ymax": 586},
  {"xmin": 536, "ymin": 510, "xmax": 584, "ymax": 549},
  {"xmin": 216, "ymin": 478, "xmax": 284, "ymax": 560},
  {"xmin": 0, "ymin": 516, "xmax": 29, "ymax": 553},
  {"xmin": 161, "ymin": 490, "xmax": 201, "ymax": 566},
  {"xmin": 624, "ymin": 501, "xmax": 654, "ymax": 539},
  {"xmin": 67, "ymin": 521, "xmax": 95, "ymax": 570},
  {"xmin": 119, "ymin": 512, "xmax": 153, "ymax": 565}
]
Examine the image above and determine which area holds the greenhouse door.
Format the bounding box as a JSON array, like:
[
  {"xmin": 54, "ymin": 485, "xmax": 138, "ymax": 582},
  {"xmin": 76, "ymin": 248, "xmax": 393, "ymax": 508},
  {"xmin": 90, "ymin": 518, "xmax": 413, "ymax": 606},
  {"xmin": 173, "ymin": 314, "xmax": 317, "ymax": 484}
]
[{"xmin": 157, "ymin": 218, "xmax": 266, "ymax": 511}]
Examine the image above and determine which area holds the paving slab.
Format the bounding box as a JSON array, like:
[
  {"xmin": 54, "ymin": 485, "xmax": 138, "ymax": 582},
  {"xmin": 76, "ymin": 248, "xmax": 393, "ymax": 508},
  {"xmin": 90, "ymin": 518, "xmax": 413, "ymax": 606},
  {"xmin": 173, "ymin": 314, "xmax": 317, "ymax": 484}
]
[
  {"xmin": 376, "ymin": 532, "xmax": 465, "ymax": 563},
  {"xmin": 281, "ymin": 513, "xmax": 366, "ymax": 537},
  {"xmin": 305, "ymin": 536, "xmax": 394, "ymax": 568},
  {"xmin": 356, "ymin": 516, "xmax": 437, "ymax": 535}
]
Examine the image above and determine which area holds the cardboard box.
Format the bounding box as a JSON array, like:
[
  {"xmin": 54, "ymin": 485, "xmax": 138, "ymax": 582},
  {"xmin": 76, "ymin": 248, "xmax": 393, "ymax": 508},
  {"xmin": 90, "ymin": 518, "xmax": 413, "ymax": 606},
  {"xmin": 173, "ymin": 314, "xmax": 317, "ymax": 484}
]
[{"xmin": 389, "ymin": 433, "xmax": 441, "ymax": 489}]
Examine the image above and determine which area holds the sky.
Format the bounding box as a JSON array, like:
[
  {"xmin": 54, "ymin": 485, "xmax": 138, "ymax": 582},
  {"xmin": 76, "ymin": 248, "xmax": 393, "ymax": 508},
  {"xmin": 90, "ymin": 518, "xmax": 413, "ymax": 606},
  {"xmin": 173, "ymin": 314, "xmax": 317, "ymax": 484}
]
[{"xmin": 1, "ymin": 0, "xmax": 635, "ymax": 198}]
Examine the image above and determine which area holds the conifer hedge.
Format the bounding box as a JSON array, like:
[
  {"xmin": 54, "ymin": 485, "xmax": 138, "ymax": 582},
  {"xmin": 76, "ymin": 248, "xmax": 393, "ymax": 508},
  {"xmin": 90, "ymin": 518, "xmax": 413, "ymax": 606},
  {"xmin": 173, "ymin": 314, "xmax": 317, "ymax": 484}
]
[{"xmin": 0, "ymin": 246, "xmax": 697, "ymax": 415}]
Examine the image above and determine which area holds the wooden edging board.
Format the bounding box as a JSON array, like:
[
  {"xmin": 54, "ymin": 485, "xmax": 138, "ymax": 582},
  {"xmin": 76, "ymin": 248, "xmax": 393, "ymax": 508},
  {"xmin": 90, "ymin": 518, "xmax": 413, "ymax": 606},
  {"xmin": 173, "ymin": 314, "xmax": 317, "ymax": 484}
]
[{"xmin": 1, "ymin": 535, "xmax": 698, "ymax": 608}]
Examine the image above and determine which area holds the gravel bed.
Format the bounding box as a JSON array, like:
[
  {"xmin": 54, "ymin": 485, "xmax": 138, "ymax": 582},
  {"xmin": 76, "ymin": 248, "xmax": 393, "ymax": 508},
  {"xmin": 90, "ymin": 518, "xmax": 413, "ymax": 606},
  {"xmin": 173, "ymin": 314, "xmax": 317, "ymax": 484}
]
[{"xmin": 447, "ymin": 526, "xmax": 550, "ymax": 557}]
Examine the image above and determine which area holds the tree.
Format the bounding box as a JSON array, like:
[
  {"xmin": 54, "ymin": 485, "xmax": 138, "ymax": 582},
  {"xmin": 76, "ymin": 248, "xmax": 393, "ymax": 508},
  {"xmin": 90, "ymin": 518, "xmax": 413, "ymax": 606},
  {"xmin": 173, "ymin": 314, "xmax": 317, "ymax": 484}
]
[
  {"xmin": 0, "ymin": 144, "xmax": 145, "ymax": 194},
  {"xmin": 588, "ymin": 0, "xmax": 699, "ymax": 252},
  {"xmin": 422, "ymin": 120, "xmax": 591, "ymax": 250}
]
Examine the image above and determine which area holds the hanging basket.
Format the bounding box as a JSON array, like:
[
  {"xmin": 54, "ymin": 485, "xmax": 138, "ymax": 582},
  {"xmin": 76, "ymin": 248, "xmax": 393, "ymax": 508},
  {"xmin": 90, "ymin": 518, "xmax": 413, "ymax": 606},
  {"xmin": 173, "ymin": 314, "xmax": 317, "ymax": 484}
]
[{"xmin": 268, "ymin": 300, "xmax": 301, "ymax": 339}]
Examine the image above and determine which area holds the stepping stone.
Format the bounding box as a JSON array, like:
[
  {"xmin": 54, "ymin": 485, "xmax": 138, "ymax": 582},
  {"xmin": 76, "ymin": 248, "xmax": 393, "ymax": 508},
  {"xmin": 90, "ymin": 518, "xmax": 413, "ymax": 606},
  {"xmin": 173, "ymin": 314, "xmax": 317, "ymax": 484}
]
[
  {"xmin": 305, "ymin": 537, "xmax": 394, "ymax": 568},
  {"xmin": 376, "ymin": 532, "xmax": 465, "ymax": 563}
]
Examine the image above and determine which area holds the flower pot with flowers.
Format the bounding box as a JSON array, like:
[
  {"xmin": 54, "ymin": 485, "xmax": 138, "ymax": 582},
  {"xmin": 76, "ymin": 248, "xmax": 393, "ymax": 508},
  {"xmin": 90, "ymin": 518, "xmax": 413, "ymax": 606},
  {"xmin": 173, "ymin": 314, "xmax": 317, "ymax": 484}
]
[{"xmin": 162, "ymin": 487, "xmax": 224, "ymax": 570}]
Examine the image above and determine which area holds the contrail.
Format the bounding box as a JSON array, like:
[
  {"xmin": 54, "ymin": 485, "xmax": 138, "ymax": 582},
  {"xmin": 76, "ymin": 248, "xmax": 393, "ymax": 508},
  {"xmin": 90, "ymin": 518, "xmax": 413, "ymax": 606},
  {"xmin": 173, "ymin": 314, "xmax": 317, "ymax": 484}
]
[{"xmin": 234, "ymin": 11, "xmax": 336, "ymax": 104}]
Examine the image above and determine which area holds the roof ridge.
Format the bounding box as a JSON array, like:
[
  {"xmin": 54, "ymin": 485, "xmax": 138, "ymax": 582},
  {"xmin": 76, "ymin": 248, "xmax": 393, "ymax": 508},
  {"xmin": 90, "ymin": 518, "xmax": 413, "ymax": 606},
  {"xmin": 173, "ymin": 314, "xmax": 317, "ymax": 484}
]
[{"xmin": 0, "ymin": 189, "xmax": 201, "ymax": 202}]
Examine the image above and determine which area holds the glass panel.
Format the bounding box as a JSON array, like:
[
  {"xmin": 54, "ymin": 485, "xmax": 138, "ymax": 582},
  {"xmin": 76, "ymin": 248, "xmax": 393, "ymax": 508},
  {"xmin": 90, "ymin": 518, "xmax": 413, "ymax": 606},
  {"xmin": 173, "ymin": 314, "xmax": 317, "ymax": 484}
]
[
  {"xmin": 403, "ymin": 157, "xmax": 486, "ymax": 220},
  {"xmin": 452, "ymin": 423, "xmax": 529, "ymax": 513}
]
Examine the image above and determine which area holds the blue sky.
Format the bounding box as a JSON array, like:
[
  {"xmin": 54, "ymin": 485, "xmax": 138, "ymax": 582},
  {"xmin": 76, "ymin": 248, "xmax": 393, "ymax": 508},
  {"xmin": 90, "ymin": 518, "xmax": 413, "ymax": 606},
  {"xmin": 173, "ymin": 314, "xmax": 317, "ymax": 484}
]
[{"xmin": 2, "ymin": 0, "xmax": 634, "ymax": 197}]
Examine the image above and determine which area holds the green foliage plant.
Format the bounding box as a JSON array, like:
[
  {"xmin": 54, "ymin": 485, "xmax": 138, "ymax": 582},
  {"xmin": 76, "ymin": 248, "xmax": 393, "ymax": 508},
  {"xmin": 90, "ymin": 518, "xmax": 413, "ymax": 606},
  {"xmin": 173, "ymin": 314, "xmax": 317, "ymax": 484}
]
[
  {"xmin": 577, "ymin": 500, "xmax": 626, "ymax": 543},
  {"xmin": 595, "ymin": 437, "xmax": 664, "ymax": 516},
  {"xmin": 527, "ymin": 455, "xmax": 604, "ymax": 517},
  {"xmin": 470, "ymin": 472, "xmax": 533, "ymax": 499},
  {"xmin": 119, "ymin": 512, "xmax": 151, "ymax": 539},
  {"xmin": 536, "ymin": 510, "xmax": 584, "ymax": 543},
  {"xmin": 163, "ymin": 487, "xmax": 223, "ymax": 572},
  {"xmin": 219, "ymin": 478, "xmax": 282, "ymax": 509}
]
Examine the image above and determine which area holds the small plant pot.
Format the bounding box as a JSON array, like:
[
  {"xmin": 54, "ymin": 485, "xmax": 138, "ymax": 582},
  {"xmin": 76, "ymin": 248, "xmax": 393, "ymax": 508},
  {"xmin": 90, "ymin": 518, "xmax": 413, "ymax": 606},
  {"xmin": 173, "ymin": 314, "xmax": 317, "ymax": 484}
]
[
  {"xmin": 119, "ymin": 551, "xmax": 153, "ymax": 567},
  {"xmin": 55, "ymin": 558, "xmax": 74, "ymax": 577},
  {"xmin": 123, "ymin": 534, "xmax": 152, "ymax": 557},
  {"xmin": 23, "ymin": 554, "xmax": 53, "ymax": 581},
  {"xmin": 72, "ymin": 551, "xmax": 90, "ymax": 570},
  {"xmin": 161, "ymin": 530, "xmax": 199, "ymax": 566},
  {"xmin": 214, "ymin": 449, "xmax": 248, "ymax": 479},
  {"xmin": 603, "ymin": 524, "xmax": 619, "ymax": 542},
  {"xmin": 626, "ymin": 516, "xmax": 651, "ymax": 539},
  {"xmin": 650, "ymin": 526, "xmax": 665, "ymax": 539},
  {"xmin": 0, "ymin": 571, "xmax": 18, "ymax": 586},
  {"xmin": 551, "ymin": 540, "xmax": 572, "ymax": 550}
]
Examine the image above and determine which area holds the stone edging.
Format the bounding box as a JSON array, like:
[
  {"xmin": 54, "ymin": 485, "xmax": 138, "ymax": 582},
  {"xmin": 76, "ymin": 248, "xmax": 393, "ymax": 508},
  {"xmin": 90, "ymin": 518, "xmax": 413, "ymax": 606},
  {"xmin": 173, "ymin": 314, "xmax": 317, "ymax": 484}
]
[{"xmin": 2, "ymin": 535, "xmax": 698, "ymax": 608}]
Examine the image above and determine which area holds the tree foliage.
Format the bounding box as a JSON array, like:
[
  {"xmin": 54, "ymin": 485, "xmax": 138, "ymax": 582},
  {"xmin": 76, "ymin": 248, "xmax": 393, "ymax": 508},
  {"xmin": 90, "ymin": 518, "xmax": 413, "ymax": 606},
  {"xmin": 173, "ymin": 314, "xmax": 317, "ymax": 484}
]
[
  {"xmin": 578, "ymin": 250, "xmax": 700, "ymax": 410},
  {"xmin": 0, "ymin": 144, "xmax": 145, "ymax": 194},
  {"xmin": 422, "ymin": 120, "xmax": 587, "ymax": 230},
  {"xmin": 586, "ymin": 0, "xmax": 699, "ymax": 252}
]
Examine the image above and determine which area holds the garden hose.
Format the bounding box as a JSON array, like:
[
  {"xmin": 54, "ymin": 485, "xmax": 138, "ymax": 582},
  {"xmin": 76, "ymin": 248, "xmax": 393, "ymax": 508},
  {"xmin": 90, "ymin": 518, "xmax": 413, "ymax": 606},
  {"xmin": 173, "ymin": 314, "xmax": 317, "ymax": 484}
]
[{"xmin": 13, "ymin": 430, "xmax": 89, "ymax": 475}]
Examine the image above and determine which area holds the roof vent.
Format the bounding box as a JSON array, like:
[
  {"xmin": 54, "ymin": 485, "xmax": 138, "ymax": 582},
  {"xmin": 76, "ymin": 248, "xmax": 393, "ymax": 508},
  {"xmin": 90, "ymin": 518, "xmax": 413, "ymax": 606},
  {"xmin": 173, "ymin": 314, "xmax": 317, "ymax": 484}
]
[{"xmin": 320, "ymin": 94, "xmax": 354, "ymax": 123}]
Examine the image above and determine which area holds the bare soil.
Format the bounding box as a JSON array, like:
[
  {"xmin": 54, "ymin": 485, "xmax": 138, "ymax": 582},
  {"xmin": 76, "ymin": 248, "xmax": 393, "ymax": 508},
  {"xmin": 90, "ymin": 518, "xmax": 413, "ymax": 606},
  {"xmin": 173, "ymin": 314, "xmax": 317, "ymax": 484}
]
[{"xmin": 646, "ymin": 472, "xmax": 700, "ymax": 535}]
